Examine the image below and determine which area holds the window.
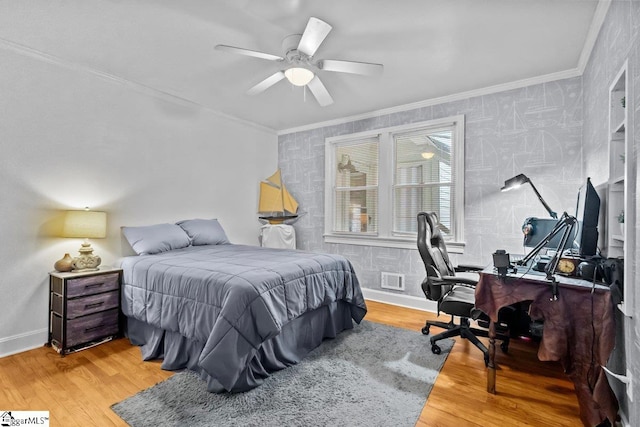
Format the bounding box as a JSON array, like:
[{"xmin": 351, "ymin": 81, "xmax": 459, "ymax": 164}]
[
  {"xmin": 325, "ymin": 115, "xmax": 465, "ymax": 251},
  {"xmin": 393, "ymin": 128, "xmax": 454, "ymax": 235},
  {"xmin": 333, "ymin": 138, "xmax": 379, "ymax": 234}
]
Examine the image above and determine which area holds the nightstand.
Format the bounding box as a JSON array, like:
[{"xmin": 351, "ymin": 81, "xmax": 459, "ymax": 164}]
[{"xmin": 48, "ymin": 267, "xmax": 123, "ymax": 355}]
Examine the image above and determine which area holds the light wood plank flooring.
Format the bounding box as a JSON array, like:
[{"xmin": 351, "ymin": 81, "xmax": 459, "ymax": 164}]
[{"xmin": 0, "ymin": 300, "xmax": 581, "ymax": 426}]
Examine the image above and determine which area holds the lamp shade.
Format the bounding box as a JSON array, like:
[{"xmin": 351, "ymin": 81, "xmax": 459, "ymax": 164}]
[
  {"xmin": 62, "ymin": 210, "xmax": 107, "ymax": 238},
  {"xmin": 500, "ymin": 173, "xmax": 529, "ymax": 192},
  {"xmin": 284, "ymin": 67, "xmax": 315, "ymax": 86},
  {"xmin": 499, "ymin": 174, "xmax": 557, "ymax": 219}
]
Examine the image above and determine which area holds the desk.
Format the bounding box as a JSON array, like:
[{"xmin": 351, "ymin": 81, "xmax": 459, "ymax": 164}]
[{"xmin": 475, "ymin": 268, "xmax": 618, "ymax": 426}]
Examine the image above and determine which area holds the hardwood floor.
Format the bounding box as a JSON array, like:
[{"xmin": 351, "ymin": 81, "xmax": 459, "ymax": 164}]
[
  {"xmin": 365, "ymin": 300, "xmax": 581, "ymax": 427},
  {"xmin": 0, "ymin": 300, "xmax": 581, "ymax": 426}
]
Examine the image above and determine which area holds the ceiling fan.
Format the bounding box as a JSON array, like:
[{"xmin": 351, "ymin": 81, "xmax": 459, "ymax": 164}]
[{"xmin": 215, "ymin": 17, "xmax": 383, "ymax": 107}]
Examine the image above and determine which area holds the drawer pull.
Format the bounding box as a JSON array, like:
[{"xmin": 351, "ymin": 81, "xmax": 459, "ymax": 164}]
[
  {"xmin": 85, "ymin": 283, "xmax": 104, "ymax": 289},
  {"xmin": 84, "ymin": 324, "xmax": 106, "ymax": 332},
  {"xmin": 84, "ymin": 302, "xmax": 104, "ymax": 309}
]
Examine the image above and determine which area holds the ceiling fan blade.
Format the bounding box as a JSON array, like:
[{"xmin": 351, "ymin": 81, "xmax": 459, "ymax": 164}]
[
  {"xmin": 297, "ymin": 17, "xmax": 332, "ymax": 57},
  {"xmin": 247, "ymin": 71, "xmax": 286, "ymax": 96},
  {"xmin": 307, "ymin": 76, "xmax": 334, "ymax": 106},
  {"xmin": 215, "ymin": 45, "xmax": 283, "ymax": 62},
  {"xmin": 318, "ymin": 59, "xmax": 383, "ymax": 76}
]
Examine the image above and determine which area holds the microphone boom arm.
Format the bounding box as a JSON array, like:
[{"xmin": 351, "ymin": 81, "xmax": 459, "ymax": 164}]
[{"xmin": 517, "ymin": 212, "xmax": 578, "ymax": 299}]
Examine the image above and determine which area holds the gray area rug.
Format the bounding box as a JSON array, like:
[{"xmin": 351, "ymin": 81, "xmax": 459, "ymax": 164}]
[{"xmin": 111, "ymin": 320, "xmax": 453, "ymax": 427}]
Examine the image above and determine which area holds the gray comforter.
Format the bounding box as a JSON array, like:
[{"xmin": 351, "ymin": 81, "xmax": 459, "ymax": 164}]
[{"xmin": 120, "ymin": 244, "xmax": 367, "ymax": 391}]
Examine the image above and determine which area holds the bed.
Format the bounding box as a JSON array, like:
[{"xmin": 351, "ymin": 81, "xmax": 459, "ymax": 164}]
[{"xmin": 118, "ymin": 219, "xmax": 367, "ymax": 393}]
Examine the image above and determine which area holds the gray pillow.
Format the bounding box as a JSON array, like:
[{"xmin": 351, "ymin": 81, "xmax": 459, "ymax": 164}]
[
  {"xmin": 176, "ymin": 219, "xmax": 230, "ymax": 246},
  {"xmin": 122, "ymin": 223, "xmax": 191, "ymax": 255}
]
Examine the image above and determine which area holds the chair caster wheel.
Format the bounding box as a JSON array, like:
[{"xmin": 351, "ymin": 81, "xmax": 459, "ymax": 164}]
[
  {"xmin": 431, "ymin": 344, "xmax": 441, "ymax": 354},
  {"xmin": 421, "ymin": 325, "xmax": 430, "ymax": 335},
  {"xmin": 500, "ymin": 342, "xmax": 509, "ymax": 353}
]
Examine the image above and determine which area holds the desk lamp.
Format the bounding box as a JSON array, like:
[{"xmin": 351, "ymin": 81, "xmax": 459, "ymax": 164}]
[
  {"xmin": 501, "ymin": 175, "xmax": 576, "ymax": 299},
  {"xmin": 62, "ymin": 208, "xmax": 107, "ymax": 272},
  {"xmin": 501, "ymin": 174, "xmax": 557, "ymax": 219}
]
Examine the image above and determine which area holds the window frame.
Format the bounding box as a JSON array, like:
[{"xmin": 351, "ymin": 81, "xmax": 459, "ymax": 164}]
[{"xmin": 324, "ymin": 115, "xmax": 465, "ymax": 252}]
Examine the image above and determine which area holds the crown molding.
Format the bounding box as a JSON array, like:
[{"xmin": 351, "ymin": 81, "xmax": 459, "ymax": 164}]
[
  {"xmin": 576, "ymin": 0, "xmax": 612, "ymax": 74},
  {"xmin": 277, "ymin": 1, "xmax": 611, "ymax": 136},
  {"xmin": 0, "ymin": 0, "xmax": 611, "ymax": 140},
  {"xmin": 277, "ymin": 67, "xmax": 582, "ymax": 135},
  {"xmin": 0, "ymin": 37, "xmax": 276, "ymax": 135}
]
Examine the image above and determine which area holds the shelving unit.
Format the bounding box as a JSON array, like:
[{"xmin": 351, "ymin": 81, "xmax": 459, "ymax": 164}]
[{"xmin": 606, "ymin": 60, "xmax": 633, "ymax": 316}]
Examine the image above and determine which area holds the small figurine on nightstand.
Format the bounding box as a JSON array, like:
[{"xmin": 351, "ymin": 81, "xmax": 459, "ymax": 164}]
[{"xmin": 53, "ymin": 253, "xmax": 74, "ymax": 272}]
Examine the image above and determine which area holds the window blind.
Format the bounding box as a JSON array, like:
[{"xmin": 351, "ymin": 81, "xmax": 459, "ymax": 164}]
[{"xmin": 334, "ymin": 138, "xmax": 379, "ymax": 233}]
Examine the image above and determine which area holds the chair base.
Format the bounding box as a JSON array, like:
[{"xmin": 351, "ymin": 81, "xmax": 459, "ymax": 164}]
[{"xmin": 422, "ymin": 316, "xmax": 509, "ymax": 366}]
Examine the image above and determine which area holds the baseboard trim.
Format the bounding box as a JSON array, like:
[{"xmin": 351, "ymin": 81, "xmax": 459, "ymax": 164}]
[
  {"xmin": 0, "ymin": 329, "xmax": 48, "ymax": 358},
  {"xmin": 0, "ymin": 292, "xmax": 432, "ymax": 357},
  {"xmin": 362, "ymin": 288, "xmax": 437, "ymax": 313}
]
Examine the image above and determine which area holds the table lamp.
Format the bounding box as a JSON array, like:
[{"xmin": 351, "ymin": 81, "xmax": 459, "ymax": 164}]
[
  {"xmin": 62, "ymin": 208, "xmax": 107, "ymax": 272},
  {"xmin": 501, "ymin": 173, "xmax": 557, "ymax": 219}
]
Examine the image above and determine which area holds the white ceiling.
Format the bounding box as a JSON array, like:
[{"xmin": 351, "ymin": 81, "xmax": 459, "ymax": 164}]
[{"xmin": 0, "ymin": 0, "xmax": 602, "ymax": 132}]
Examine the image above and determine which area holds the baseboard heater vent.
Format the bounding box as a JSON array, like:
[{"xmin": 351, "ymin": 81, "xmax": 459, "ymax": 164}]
[{"xmin": 381, "ymin": 272, "xmax": 405, "ymax": 291}]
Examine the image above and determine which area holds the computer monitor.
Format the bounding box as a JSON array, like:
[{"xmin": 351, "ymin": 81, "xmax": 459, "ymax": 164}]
[{"xmin": 575, "ymin": 177, "xmax": 600, "ymax": 256}]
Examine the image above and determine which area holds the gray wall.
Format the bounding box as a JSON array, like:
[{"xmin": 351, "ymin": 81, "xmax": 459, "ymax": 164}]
[
  {"xmin": 279, "ymin": 77, "xmax": 583, "ymax": 298},
  {"xmin": 582, "ymin": 1, "xmax": 639, "ymax": 424},
  {"xmin": 280, "ymin": 1, "xmax": 640, "ymax": 422},
  {"xmin": 0, "ymin": 46, "xmax": 278, "ymax": 356}
]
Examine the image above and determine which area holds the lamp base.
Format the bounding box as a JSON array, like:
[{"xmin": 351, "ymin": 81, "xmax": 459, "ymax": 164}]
[{"xmin": 71, "ymin": 241, "xmax": 101, "ymax": 272}]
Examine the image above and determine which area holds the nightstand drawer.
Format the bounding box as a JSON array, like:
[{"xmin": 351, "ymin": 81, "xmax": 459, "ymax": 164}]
[
  {"xmin": 65, "ymin": 308, "xmax": 119, "ymax": 348},
  {"xmin": 66, "ymin": 272, "xmax": 119, "ymax": 298},
  {"xmin": 58, "ymin": 290, "xmax": 119, "ymax": 319},
  {"xmin": 49, "ymin": 268, "xmax": 122, "ymax": 355}
]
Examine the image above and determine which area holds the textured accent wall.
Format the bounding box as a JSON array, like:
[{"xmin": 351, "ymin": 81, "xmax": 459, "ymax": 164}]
[
  {"xmin": 582, "ymin": 1, "xmax": 640, "ymax": 424},
  {"xmin": 279, "ymin": 77, "xmax": 583, "ymax": 299}
]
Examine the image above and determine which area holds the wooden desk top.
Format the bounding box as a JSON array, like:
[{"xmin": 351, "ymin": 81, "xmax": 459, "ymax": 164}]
[
  {"xmin": 475, "ymin": 271, "xmax": 618, "ymax": 426},
  {"xmin": 480, "ymin": 265, "xmax": 610, "ymax": 291}
]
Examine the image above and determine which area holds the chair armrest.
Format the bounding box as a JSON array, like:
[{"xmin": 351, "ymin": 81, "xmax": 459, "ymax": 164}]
[
  {"xmin": 455, "ymin": 264, "xmax": 485, "ymax": 272},
  {"xmin": 437, "ymin": 275, "xmax": 478, "ymax": 286}
]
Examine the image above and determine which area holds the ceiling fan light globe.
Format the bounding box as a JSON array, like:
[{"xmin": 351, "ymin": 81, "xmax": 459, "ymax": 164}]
[{"xmin": 285, "ymin": 67, "xmax": 315, "ymax": 86}]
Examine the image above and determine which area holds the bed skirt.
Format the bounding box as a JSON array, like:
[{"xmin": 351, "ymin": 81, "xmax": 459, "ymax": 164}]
[{"xmin": 126, "ymin": 300, "xmax": 356, "ymax": 392}]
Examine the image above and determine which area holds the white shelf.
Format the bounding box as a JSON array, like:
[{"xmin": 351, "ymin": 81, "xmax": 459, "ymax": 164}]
[
  {"xmin": 609, "ymin": 175, "xmax": 625, "ymax": 185},
  {"xmin": 606, "ymin": 60, "xmax": 631, "ymax": 317},
  {"xmin": 612, "ymin": 120, "xmax": 626, "ymax": 134}
]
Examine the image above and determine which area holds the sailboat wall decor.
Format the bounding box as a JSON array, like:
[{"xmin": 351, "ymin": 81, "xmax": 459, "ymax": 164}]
[{"xmin": 258, "ymin": 169, "xmax": 299, "ymax": 224}]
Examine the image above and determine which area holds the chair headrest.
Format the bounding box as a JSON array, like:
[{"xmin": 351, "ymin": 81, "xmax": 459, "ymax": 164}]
[{"xmin": 417, "ymin": 211, "xmax": 455, "ymax": 277}]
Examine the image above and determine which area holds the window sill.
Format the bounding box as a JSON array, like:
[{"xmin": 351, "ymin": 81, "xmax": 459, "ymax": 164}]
[{"xmin": 323, "ymin": 234, "xmax": 465, "ymax": 253}]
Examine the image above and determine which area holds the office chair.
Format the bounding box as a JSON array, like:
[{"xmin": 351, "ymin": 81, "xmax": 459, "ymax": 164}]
[{"xmin": 417, "ymin": 211, "xmax": 510, "ymax": 365}]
